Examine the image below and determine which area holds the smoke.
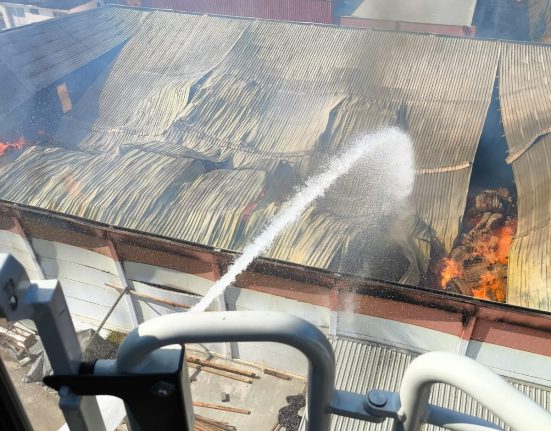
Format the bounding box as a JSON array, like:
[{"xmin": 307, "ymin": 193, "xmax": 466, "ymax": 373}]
[
  {"xmin": 191, "ymin": 127, "xmax": 414, "ymax": 312},
  {"xmin": 321, "ymin": 123, "xmax": 416, "ymax": 283}
]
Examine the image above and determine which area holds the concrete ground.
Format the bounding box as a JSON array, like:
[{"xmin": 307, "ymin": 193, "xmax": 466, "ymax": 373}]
[
  {"xmin": 0, "ymin": 346, "xmax": 65, "ymax": 431},
  {"xmin": 188, "ymin": 346, "xmax": 306, "ymax": 431},
  {"xmin": 1, "ymin": 335, "xmax": 306, "ymax": 431}
]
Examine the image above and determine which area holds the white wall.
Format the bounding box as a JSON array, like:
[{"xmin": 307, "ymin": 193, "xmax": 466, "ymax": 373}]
[
  {"xmin": 0, "ymin": 230, "xmax": 42, "ymax": 279},
  {"xmin": 337, "ymin": 310, "xmax": 461, "ymax": 354},
  {"xmin": 467, "ymin": 341, "xmax": 551, "ymax": 387},
  {"xmin": 0, "ymin": 0, "xmax": 102, "ymax": 29},
  {"xmin": 0, "ymin": 229, "xmax": 550, "ymax": 382},
  {"xmin": 32, "ymin": 239, "xmax": 134, "ymax": 332}
]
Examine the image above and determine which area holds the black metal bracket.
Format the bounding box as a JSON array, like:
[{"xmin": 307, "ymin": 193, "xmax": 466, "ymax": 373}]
[
  {"xmin": 328, "ymin": 390, "xmax": 386, "ymax": 423},
  {"xmin": 364, "ymin": 390, "xmax": 403, "ymax": 421},
  {"xmin": 44, "ymin": 349, "xmax": 192, "ymax": 431}
]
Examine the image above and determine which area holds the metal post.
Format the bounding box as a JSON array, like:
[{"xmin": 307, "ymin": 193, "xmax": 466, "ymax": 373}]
[
  {"xmin": 0, "ymin": 254, "xmax": 106, "ymax": 431},
  {"xmin": 11, "ymin": 217, "xmax": 45, "ymax": 280},
  {"xmin": 114, "ymin": 311, "xmax": 336, "ymax": 431},
  {"xmin": 107, "ymin": 239, "xmax": 139, "ymax": 328},
  {"xmin": 394, "ymin": 351, "xmax": 551, "ymax": 431}
]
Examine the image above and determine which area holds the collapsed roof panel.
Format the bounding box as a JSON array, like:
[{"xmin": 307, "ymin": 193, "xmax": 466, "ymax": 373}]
[
  {"xmin": 0, "ymin": 146, "xmax": 206, "ymax": 230},
  {"xmin": 506, "ymin": 136, "xmax": 551, "ymax": 311},
  {"xmin": 55, "ymin": 11, "xmax": 252, "ymax": 153},
  {"xmin": 500, "ymin": 43, "xmax": 551, "ymax": 311},
  {"xmin": 145, "ymin": 169, "xmax": 271, "ymax": 250},
  {"xmin": 500, "ymin": 43, "xmax": 551, "ymax": 163}
]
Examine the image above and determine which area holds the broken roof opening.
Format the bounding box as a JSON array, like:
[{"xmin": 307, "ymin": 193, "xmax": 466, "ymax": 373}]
[{"xmin": 429, "ymin": 76, "xmax": 518, "ymax": 303}]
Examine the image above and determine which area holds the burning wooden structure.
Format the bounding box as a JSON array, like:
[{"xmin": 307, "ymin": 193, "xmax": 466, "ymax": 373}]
[{"xmin": 437, "ymin": 188, "xmax": 517, "ymax": 302}]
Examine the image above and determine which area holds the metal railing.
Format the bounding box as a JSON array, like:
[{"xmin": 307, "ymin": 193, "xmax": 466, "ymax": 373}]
[{"xmin": 1, "ymin": 253, "xmax": 550, "ymax": 431}]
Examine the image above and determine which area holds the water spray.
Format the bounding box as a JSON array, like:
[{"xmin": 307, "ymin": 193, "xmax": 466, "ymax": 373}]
[{"xmin": 191, "ymin": 127, "xmax": 413, "ymax": 312}]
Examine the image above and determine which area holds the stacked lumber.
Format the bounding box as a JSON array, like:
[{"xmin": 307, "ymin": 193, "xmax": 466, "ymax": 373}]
[
  {"xmin": 0, "ymin": 322, "xmax": 37, "ymax": 364},
  {"xmin": 194, "ymin": 414, "xmax": 236, "ymax": 431},
  {"xmin": 187, "ymin": 355, "xmax": 257, "ymax": 384}
]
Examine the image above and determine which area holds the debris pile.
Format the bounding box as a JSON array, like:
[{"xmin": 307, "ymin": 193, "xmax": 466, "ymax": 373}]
[
  {"xmin": 26, "ymin": 328, "xmax": 117, "ymax": 383},
  {"xmin": 0, "ymin": 321, "xmax": 37, "ymax": 365},
  {"xmin": 275, "ymin": 394, "xmax": 305, "ymax": 431}
]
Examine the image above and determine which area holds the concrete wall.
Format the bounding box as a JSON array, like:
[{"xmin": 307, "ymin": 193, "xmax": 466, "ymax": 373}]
[{"xmin": 0, "ymin": 229, "xmax": 41, "ymax": 280}]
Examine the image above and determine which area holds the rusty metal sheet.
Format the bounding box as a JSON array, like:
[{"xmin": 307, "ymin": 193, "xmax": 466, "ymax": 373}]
[{"xmin": 142, "ymin": 0, "xmax": 333, "ymax": 24}]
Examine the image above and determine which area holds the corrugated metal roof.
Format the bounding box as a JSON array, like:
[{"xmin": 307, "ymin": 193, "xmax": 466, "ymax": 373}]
[
  {"xmin": 0, "ymin": 8, "xmax": 501, "ymax": 282},
  {"xmin": 329, "ymin": 337, "xmax": 551, "ymax": 431},
  {"xmin": 0, "ymin": 146, "xmax": 206, "ymax": 229},
  {"xmin": 0, "ymin": 7, "xmax": 147, "ymax": 118},
  {"xmin": 0, "ymin": 57, "xmax": 33, "ymax": 120},
  {"xmin": 55, "ymin": 11, "xmax": 252, "ymax": 153},
  {"xmin": 500, "ymin": 43, "xmax": 551, "ymax": 311},
  {"xmin": 142, "ymin": 0, "xmax": 333, "ymax": 24}
]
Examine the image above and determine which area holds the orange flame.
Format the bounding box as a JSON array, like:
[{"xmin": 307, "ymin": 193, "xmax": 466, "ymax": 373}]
[
  {"xmin": 495, "ymin": 221, "xmax": 516, "ymax": 264},
  {"xmin": 440, "ymin": 258, "xmax": 463, "ymax": 288},
  {"xmin": 472, "ymin": 219, "xmax": 516, "ymax": 266},
  {"xmin": 472, "ymin": 272, "xmax": 506, "ymax": 303},
  {"xmin": 439, "ymin": 219, "xmax": 516, "ymax": 301},
  {"xmin": 0, "ymin": 136, "xmax": 26, "ymax": 156}
]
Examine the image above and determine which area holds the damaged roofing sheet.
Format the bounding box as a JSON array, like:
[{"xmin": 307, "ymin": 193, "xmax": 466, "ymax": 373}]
[
  {"xmin": 500, "ymin": 42, "xmax": 551, "ymax": 311},
  {"xmin": 0, "ymin": 7, "xmax": 501, "ymax": 286}
]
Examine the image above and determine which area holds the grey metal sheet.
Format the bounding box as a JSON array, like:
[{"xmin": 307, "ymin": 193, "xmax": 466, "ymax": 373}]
[
  {"xmin": 329, "ymin": 337, "xmax": 551, "ymax": 431},
  {"xmin": 0, "ymin": 58, "xmax": 33, "ymax": 120},
  {"xmin": 0, "ymin": 6, "xmax": 147, "ymax": 116}
]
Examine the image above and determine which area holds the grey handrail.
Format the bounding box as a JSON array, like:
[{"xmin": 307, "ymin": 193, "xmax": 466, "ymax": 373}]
[
  {"xmin": 394, "ymin": 351, "xmax": 551, "ymax": 431},
  {"xmin": 116, "ymin": 311, "xmax": 336, "ymax": 431}
]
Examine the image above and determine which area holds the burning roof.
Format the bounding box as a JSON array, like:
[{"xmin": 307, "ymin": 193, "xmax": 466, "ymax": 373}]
[{"xmin": 0, "ymin": 6, "xmax": 550, "ymax": 310}]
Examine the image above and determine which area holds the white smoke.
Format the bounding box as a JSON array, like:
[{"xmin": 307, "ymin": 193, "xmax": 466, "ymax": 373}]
[{"xmin": 191, "ymin": 127, "xmax": 414, "ymax": 312}]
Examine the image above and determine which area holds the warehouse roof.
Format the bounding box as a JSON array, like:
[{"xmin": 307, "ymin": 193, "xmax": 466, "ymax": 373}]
[
  {"xmin": 500, "ymin": 42, "xmax": 551, "ymax": 311},
  {"xmin": 0, "ymin": 7, "xmax": 499, "ymax": 284},
  {"xmin": 0, "ymin": 7, "xmax": 550, "ymax": 308}
]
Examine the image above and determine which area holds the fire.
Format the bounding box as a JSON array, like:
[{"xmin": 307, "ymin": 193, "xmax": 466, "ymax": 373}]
[
  {"xmin": 472, "ymin": 270, "xmax": 507, "ymax": 303},
  {"xmin": 438, "ymin": 218, "xmax": 516, "ymax": 301},
  {"xmin": 0, "ymin": 136, "xmax": 26, "ymax": 156},
  {"xmin": 495, "ymin": 220, "xmax": 516, "ymax": 264},
  {"xmin": 471, "ymin": 219, "xmax": 516, "ymax": 266},
  {"xmin": 440, "ymin": 258, "xmax": 463, "ymax": 288}
]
